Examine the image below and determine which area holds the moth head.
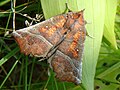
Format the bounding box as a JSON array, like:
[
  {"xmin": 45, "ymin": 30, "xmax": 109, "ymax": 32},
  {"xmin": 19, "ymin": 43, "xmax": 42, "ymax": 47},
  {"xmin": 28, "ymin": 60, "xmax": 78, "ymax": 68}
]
[{"xmin": 72, "ymin": 9, "xmax": 85, "ymax": 25}]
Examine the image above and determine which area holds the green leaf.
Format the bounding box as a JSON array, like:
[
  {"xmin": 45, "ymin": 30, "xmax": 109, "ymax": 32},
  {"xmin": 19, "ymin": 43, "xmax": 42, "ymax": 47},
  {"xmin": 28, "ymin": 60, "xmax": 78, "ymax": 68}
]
[
  {"xmin": 78, "ymin": 0, "xmax": 106, "ymax": 90},
  {"xmin": 41, "ymin": 0, "xmax": 66, "ymax": 19},
  {"xmin": 40, "ymin": 0, "xmax": 118, "ymax": 90},
  {"xmin": 103, "ymin": 0, "xmax": 118, "ymax": 49}
]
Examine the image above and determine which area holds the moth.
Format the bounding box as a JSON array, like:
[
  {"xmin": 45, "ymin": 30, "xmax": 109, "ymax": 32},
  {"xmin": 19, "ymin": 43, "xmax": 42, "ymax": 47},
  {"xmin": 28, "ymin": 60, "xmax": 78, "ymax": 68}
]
[{"xmin": 12, "ymin": 9, "xmax": 86, "ymax": 85}]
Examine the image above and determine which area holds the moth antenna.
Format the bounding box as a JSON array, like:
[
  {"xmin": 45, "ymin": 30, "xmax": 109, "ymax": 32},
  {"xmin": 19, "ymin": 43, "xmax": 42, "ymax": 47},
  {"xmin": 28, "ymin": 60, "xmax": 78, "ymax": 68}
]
[
  {"xmin": 65, "ymin": 3, "xmax": 72, "ymax": 12},
  {"xmin": 62, "ymin": 3, "xmax": 72, "ymax": 14}
]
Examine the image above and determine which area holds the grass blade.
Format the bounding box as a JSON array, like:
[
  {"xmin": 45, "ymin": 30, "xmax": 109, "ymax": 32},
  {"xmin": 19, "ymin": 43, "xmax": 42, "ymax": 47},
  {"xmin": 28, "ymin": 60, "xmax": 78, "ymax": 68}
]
[
  {"xmin": 25, "ymin": 56, "xmax": 28, "ymax": 90},
  {"xmin": 28, "ymin": 58, "xmax": 36, "ymax": 90},
  {"xmin": 0, "ymin": 60, "xmax": 18, "ymax": 89},
  {"xmin": 0, "ymin": 0, "xmax": 10, "ymax": 6},
  {"xmin": 0, "ymin": 47, "xmax": 19, "ymax": 66}
]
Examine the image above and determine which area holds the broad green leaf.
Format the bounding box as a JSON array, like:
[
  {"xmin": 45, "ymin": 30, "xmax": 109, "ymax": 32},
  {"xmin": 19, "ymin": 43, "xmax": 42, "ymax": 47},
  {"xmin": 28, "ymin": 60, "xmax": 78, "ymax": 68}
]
[
  {"xmin": 103, "ymin": 0, "xmax": 118, "ymax": 49},
  {"xmin": 78, "ymin": 0, "xmax": 106, "ymax": 90},
  {"xmin": 40, "ymin": 0, "xmax": 111, "ymax": 90},
  {"xmin": 41, "ymin": 0, "xmax": 66, "ymax": 19}
]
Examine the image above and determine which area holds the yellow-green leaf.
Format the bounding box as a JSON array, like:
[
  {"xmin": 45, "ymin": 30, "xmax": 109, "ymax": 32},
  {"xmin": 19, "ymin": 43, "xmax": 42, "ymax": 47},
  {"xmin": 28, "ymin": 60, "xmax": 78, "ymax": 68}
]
[{"xmin": 103, "ymin": 0, "xmax": 118, "ymax": 49}]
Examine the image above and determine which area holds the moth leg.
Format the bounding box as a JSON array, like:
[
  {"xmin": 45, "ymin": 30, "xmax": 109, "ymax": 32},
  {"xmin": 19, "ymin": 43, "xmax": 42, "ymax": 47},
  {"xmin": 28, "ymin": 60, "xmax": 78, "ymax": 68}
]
[
  {"xmin": 84, "ymin": 21, "xmax": 93, "ymax": 38},
  {"xmin": 85, "ymin": 20, "xmax": 92, "ymax": 24},
  {"xmin": 38, "ymin": 57, "xmax": 47, "ymax": 62},
  {"xmin": 86, "ymin": 31, "xmax": 94, "ymax": 38}
]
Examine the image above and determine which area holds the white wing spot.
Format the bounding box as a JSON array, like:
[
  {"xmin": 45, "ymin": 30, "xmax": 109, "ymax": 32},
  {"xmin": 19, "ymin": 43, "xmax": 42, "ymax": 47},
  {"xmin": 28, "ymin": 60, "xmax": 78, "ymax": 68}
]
[
  {"xmin": 45, "ymin": 26, "xmax": 48, "ymax": 28},
  {"xmin": 76, "ymin": 49, "xmax": 79, "ymax": 52}
]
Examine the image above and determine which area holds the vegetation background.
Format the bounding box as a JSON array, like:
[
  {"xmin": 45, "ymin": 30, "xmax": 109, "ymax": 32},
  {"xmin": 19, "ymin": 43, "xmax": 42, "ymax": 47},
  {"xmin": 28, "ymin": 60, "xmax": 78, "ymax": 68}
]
[{"xmin": 0, "ymin": 0, "xmax": 120, "ymax": 90}]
